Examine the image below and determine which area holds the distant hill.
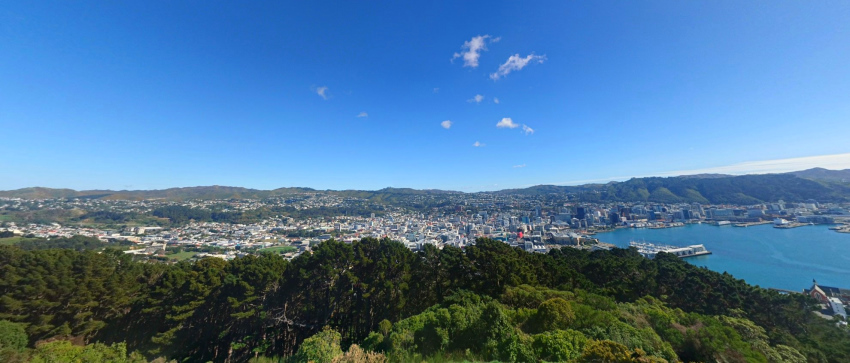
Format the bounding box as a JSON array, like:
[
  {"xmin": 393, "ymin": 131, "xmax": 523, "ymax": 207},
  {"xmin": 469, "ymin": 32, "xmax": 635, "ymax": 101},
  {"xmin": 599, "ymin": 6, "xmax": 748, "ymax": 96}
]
[
  {"xmin": 2, "ymin": 170, "xmax": 849, "ymax": 203},
  {"xmin": 603, "ymin": 174, "xmax": 848, "ymax": 204},
  {"xmin": 0, "ymin": 185, "xmax": 458, "ymax": 202},
  {"xmin": 0, "ymin": 186, "xmax": 288, "ymax": 201},
  {"xmin": 787, "ymin": 168, "xmax": 850, "ymax": 183},
  {"xmin": 0, "ymin": 187, "xmax": 92, "ymax": 199},
  {"xmin": 495, "ymin": 173, "xmax": 850, "ymax": 204},
  {"xmin": 677, "ymin": 173, "xmax": 733, "ymax": 179}
]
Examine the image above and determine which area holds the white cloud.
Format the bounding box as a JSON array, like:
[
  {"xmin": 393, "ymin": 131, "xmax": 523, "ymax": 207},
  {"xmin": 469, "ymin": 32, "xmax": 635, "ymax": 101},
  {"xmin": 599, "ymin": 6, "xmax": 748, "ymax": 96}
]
[
  {"xmin": 316, "ymin": 86, "xmax": 329, "ymax": 100},
  {"xmin": 468, "ymin": 94, "xmax": 484, "ymax": 103},
  {"xmin": 451, "ymin": 35, "xmax": 498, "ymax": 68},
  {"xmin": 493, "ymin": 97, "xmax": 500, "ymax": 104},
  {"xmin": 357, "ymin": 112, "xmax": 368, "ymax": 118},
  {"xmin": 490, "ymin": 54, "xmax": 546, "ymax": 80},
  {"xmin": 496, "ymin": 117, "xmax": 519, "ymax": 129},
  {"xmin": 473, "ymin": 141, "xmax": 484, "ymax": 147},
  {"xmin": 513, "ymin": 164, "xmax": 527, "ymax": 168},
  {"xmin": 441, "ymin": 120, "xmax": 453, "ymax": 129},
  {"xmin": 497, "ymin": 118, "xmax": 534, "ymax": 135}
]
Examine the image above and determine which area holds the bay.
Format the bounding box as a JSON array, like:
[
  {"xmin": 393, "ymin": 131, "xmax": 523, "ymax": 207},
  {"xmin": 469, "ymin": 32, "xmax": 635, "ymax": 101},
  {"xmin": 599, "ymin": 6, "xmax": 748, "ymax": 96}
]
[{"xmin": 595, "ymin": 223, "xmax": 850, "ymax": 291}]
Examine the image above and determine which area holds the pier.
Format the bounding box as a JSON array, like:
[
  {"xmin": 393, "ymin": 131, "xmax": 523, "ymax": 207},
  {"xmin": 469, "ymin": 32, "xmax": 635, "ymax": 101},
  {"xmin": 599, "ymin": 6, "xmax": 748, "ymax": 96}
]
[{"xmin": 733, "ymin": 221, "xmax": 772, "ymax": 227}]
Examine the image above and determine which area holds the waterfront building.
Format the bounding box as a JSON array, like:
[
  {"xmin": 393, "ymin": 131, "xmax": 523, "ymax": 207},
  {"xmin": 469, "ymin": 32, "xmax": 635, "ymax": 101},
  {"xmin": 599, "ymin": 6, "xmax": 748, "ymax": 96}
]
[
  {"xmin": 806, "ymin": 281, "xmax": 850, "ymax": 304},
  {"xmin": 774, "ymin": 218, "xmax": 790, "ymax": 226},
  {"xmin": 806, "ymin": 281, "xmax": 850, "ymax": 319},
  {"xmin": 748, "ymin": 209, "xmax": 766, "ymax": 218}
]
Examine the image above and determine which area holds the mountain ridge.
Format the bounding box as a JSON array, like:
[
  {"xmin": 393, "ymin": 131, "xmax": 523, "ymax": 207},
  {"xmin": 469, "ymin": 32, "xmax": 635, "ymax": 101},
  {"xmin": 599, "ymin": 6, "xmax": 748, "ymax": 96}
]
[{"xmin": 2, "ymin": 168, "xmax": 849, "ymax": 203}]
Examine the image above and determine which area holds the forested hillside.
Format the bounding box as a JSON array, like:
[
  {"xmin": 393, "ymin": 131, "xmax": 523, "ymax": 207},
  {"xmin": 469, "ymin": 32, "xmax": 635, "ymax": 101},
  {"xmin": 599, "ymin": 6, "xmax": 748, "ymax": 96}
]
[
  {"xmin": 500, "ymin": 174, "xmax": 850, "ymax": 204},
  {"xmin": 1, "ymin": 238, "xmax": 848, "ymax": 362}
]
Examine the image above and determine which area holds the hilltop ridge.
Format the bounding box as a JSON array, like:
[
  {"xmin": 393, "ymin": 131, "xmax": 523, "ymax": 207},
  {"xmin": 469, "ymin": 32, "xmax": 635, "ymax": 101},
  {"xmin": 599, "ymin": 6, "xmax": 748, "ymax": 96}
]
[{"xmin": 2, "ymin": 168, "xmax": 849, "ymax": 204}]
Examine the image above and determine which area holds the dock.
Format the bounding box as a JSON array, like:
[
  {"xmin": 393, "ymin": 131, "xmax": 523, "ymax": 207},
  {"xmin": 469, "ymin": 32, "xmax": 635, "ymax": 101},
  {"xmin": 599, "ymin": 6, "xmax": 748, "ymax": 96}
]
[{"xmin": 829, "ymin": 224, "xmax": 850, "ymax": 233}]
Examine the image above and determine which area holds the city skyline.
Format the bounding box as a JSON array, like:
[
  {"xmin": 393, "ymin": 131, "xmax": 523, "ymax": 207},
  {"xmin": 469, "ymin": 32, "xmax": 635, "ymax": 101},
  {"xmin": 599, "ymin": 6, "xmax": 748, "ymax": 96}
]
[{"xmin": 2, "ymin": 1, "xmax": 849, "ymax": 192}]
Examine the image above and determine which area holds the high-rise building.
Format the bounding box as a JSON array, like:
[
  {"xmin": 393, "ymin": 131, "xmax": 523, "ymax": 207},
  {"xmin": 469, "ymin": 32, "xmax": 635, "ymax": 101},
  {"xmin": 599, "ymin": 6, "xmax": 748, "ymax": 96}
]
[{"xmin": 576, "ymin": 207, "xmax": 587, "ymax": 220}]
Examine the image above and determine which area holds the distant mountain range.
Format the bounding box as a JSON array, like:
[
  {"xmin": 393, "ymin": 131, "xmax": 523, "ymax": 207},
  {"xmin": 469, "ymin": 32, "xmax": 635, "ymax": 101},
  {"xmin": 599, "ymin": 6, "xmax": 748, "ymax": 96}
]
[
  {"xmin": 2, "ymin": 168, "xmax": 849, "ymax": 204},
  {"xmin": 0, "ymin": 186, "xmax": 460, "ymax": 203}
]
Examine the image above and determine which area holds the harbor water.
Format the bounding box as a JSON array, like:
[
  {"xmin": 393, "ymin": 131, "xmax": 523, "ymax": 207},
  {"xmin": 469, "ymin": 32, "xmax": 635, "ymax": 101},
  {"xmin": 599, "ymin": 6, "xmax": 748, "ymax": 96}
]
[{"xmin": 596, "ymin": 223, "xmax": 850, "ymax": 291}]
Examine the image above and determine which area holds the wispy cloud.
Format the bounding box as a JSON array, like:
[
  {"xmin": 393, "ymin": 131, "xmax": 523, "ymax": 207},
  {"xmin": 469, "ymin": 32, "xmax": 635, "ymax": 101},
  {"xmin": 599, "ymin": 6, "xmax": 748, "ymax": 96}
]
[
  {"xmin": 659, "ymin": 153, "xmax": 850, "ymax": 177},
  {"xmin": 490, "ymin": 54, "xmax": 546, "ymax": 80},
  {"xmin": 441, "ymin": 120, "xmax": 453, "ymax": 129},
  {"xmin": 315, "ymin": 86, "xmax": 329, "ymax": 100},
  {"xmin": 452, "ymin": 35, "xmax": 499, "ymax": 68},
  {"xmin": 473, "ymin": 141, "xmax": 484, "ymax": 147},
  {"xmin": 522, "ymin": 125, "xmax": 534, "ymax": 135},
  {"xmin": 513, "ymin": 164, "xmax": 526, "ymax": 168},
  {"xmin": 468, "ymin": 94, "xmax": 484, "ymax": 103},
  {"xmin": 554, "ymin": 153, "xmax": 850, "ymax": 186},
  {"xmin": 496, "ymin": 117, "xmax": 519, "ymax": 128},
  {"xmin": 357, "ymin": 112, "xmax": 368, "ymax": 118},
  {"xmin": 493, "ymin": 97, "xmax": 500, "ymax": 104},
  {"xmin": 433, "ymin": 87, "xmax": 440, "ymax": 93}
]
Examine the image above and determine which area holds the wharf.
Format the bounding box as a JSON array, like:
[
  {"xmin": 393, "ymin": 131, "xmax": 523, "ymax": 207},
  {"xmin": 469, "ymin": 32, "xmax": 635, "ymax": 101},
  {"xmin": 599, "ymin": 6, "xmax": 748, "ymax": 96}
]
[
  {"xmin": 829, "ymin": 224, "xmax": 850, "ymax": 233},
  {"xmin": 733, "ymin": 221, "xmax": 772, "ymax": 227},
  {"xmin": 629, "ymin": 241, "xmax": 711, "ymax": 259},
  {"xmin": 648, "ymin": 222, "xmax": 686, "ymax": 229}
]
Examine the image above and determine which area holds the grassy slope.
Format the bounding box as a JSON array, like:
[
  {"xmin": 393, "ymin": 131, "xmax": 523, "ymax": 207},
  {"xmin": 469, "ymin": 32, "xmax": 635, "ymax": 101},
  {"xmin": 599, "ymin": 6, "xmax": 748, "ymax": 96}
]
[
  {"xmin": 166, "ymin": 251, "xmax": 198, "ymax": 261},
  {"xmin": 259, "ymin": 246, "xmax": 297, "ymax": 254},
  {"xmin": 0, "ymin": 236, "xmax": 41, "ymax": 245}
]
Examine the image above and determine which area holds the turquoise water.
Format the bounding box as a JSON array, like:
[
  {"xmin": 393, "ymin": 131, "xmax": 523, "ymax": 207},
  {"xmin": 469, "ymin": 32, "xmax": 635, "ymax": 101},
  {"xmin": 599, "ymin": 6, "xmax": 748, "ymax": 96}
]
[{"xmin": 596, "ymin": 224, "xmax": 850, "ymax": 291}]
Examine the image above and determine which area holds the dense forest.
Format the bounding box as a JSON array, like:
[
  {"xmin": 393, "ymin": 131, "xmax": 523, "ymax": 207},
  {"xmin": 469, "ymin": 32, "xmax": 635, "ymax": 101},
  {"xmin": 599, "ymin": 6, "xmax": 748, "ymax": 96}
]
[
  {"xmin": 12, "ymin": 235, "xmax": 135, "ymax": 251},
  {"xmin": 1, "ymin": 237, "xmax": 848, "ymax": 362}
]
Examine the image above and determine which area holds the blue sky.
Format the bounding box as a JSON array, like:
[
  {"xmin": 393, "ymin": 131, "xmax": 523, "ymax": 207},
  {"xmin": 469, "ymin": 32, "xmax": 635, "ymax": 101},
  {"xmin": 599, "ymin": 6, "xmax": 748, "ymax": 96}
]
[{"xmin": 2, "ymin": 1, "xmax": 849, "ymax": 191}]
